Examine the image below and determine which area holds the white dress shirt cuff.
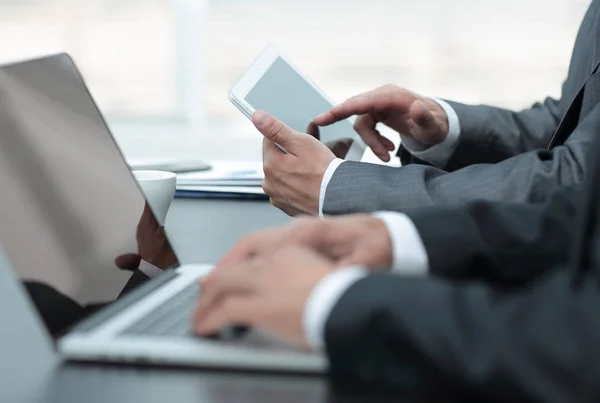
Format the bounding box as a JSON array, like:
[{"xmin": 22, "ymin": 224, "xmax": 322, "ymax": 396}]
[
  {"xmin": 138, "ymin": 259, "xmax": 164, "ymax": 278},
  {"xmin": 303, "ymin": 266, "xmax": 367, "ymax": 351},
  {"xmin": 372, "ymin": 211, "xmax": 429, "ymax": 276},
  {"xmin": 318, "ymin": 158, "xmax": 345, "ymax": 217},
  {"xmin": 399, "ymin": 97, "xmax": 461, "ymax": 168}
]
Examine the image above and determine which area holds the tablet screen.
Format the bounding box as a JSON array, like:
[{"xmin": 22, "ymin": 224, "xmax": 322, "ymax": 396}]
[{"xmin": 245, "ymin": 57, "xmax": 360, "ymax": 157}]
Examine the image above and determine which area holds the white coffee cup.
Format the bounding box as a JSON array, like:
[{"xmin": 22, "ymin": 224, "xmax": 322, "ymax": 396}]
[{"xmin": 132, "ymin": 170, "xmax": 176, "ymax": 226}]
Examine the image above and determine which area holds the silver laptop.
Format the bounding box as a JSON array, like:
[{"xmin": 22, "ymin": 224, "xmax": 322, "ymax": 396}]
[{"xmin": 0, "ymin": 53, "xmax": 325, "ymax": 373}]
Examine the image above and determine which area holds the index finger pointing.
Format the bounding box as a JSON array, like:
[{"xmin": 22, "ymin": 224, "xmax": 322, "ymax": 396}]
[
  {"xmin": 313, "ymin": 87, "xmax": 412, "ymax": 127},
  {"xmin": 313, "ymin": 93, "xmax": 377, "ymax": 126}
]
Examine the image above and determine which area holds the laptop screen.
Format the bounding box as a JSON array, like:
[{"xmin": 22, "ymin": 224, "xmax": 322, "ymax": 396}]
[{"xmin": 0, "ymin": 54, "xmax": 180, "ymax": 335}]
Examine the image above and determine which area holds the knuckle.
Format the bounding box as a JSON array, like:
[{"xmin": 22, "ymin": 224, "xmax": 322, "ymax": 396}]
[
  {"xmin": 263, "ymin": 161, "xmax": 274, "ymax": 177},
  {"xmin": 268, "ymin": 120, "xmax": 285, "ymax": 141},
  {"xmin": 234, "ymin": 237, "xmax": 252, "ymax": 253},
  {"xmin": 292, "ymin": 216, "xmax": 314, "ymax": 230},
  {"xmin": 262, "ymin": 180, "xmax": 273, "ymax": 195},
  {"xmin": 291, "ymin": 217, "xmax": 319, "ymax": 239}
]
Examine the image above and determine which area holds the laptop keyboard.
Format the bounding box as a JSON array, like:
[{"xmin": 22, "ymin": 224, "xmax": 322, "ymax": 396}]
[
  {"xmin": 121, "ymin": 283, "xmax": 198, "ymax": 337},
  {"xmin": 119, "ymin": 282, "xmax": 300, "ymax": 351}
]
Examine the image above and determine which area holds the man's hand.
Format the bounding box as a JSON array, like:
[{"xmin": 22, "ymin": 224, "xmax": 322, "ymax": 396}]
[
  {"xmin": 254, "ymin": 110, "xmax": 336, "ymax": 216},
  {"xmin": 193, "ymin": 246, "xmax": 334, "ymax": 349},
  {"xmin": 217, "ymin": 214, "xmax": 393, "ymax": 271},
  {"xmin": 313, "ymin": 84, "xmax": 449, "ymax": 162},
  {"xmin": 115, "ymin": 202, "xmax": 178, "ymax": 271}
]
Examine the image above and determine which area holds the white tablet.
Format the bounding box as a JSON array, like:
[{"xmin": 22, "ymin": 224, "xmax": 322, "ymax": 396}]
[{"xmin": 228, "ymin": 44, "xmax": 366, "ymax": 161}]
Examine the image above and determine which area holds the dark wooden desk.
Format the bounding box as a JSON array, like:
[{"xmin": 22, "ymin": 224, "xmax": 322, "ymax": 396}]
[{"xmin": 1, "ymin": 198, "xmax": 449, "ymax": 403}]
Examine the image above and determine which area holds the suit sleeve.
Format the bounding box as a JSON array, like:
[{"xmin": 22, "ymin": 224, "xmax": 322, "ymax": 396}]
[
  {"xmin": 324, "ymin": 271, "xmax": 600, "ymax": 402},
  {"xmin": 398, "ymin": 97, "xmax": 563, "ymax": 171},
  {"xmin": 399, "ymin": 182, "xmax": 582, "ymax": 286},
  {"xmin": 321, "ymin": 101, "xmax": 598, "ymax": 215}
]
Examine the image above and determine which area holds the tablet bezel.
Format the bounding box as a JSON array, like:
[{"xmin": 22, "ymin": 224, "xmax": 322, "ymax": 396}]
[{"xmin": 228, "ymin": 44, "xmax": 366, "ymax": 161}]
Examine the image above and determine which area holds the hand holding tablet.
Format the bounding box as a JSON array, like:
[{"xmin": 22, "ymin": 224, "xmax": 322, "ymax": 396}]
[{"xmin": 228, "ymin": 44, "xmax": 366, "ymax": 161}]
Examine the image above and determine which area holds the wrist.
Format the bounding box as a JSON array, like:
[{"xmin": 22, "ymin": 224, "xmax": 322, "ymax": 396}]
[
  {"xmin": 348, "ymin": 215, "xmax": 393, "ymax": 269},
  {"xmin": 368, "ymin": 217, "xmax": 394, "ymax": 269}
]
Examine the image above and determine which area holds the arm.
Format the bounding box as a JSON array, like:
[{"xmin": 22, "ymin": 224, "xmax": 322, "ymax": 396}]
[
  {"xmin": 399, "ymin": 182, "xmax": 583, "ymax": 286},
  {"xmin": 399, "ymin": 96, "xmax": 563, "ymax": 171},
  {"xmin": 324, "ymin": 270, "xmax": 600, "ymax": 402},
  {"xmin": 322, "ymin": 101, "xmax": 598, "ymax": 215}
]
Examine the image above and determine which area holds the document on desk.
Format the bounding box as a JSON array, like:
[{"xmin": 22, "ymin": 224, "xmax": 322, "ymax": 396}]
[
  {"xmin": 176, "ymin": 160, "xmax": 263, "ymax": 187},
  {"xmin": 175, "ymin": 185, "xmax": 268, "ymax": 200}
]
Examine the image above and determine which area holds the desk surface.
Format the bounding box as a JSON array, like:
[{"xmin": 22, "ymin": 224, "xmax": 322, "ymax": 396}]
[{"xmin": 2, "ymin": 198, "xmax": 447, "ymax": 403}]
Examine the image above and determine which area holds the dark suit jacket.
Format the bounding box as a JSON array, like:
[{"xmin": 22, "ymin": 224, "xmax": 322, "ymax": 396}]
[
  {"xmin": 24, "ymin": 269, "xmax": 149, "ymax": 336},
  {"xmin": 400, "ymin": 105, "xmax": 600, "ymax": 284},
  {"xmin": 323, "ymin": 121, "xmax": 600, "ymax": 401},
  {"xmin": 324, "ymin": 0, "xmax": 600, "ymax": 290},
  {"xmin": 324, "ymin": 0, "xmax": 600, "ymax": 215}
]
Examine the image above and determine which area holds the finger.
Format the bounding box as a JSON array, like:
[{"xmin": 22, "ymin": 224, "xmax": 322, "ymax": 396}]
[
  {"xmin": 409, "ymin": 100, "xmax": 438, "ymax": 134},
  {"xmin": 195, "ymin": 262, "xmax": 257, "ymax": 321},
  {"xmin": 193, "ymin": 295, "xmax": 261, "ymax": 336},
  {"xmin": 115, "ymin": 253, "xmax": 141, "ymax": 271},
  {"xmin": 313, "ymin": 93, "xmax": 375, "ymax": 126},
  {"xmin": 336, "ymin": 250, "xmax": 367, "ymax": 268},
  {"xmin": 262, "ymin": 137, "xmax": 285, "ymax": 163},
  {"xmin": 326, "ymin": 138, "xmax": 354, "ymax": 159},
  {"xmin": 353, "ymin": 114, "xmax": 391, "ymax": 162},
  {"xmin": 262, "ymin": 138, "xmax": 286, "ymax": 189},
  {"xmin": 379, "ymin": 134, "xmax": 395, "ymax": 151},
  {"xmin": 306, "ymin": 121, "xmax": 320, "ymax": 140},
  {"xmin": 253, "ymin": 111, "xmax": 302, "ymax": 155},
  {"xmin": 314, "ymin": 88, "xmax": 410, "ymax": 127}
]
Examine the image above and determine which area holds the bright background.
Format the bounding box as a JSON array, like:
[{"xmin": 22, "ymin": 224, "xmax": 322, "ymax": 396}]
[{"xmin": 0, "ymin": 0, "xmax": 592, "ymax": 163}]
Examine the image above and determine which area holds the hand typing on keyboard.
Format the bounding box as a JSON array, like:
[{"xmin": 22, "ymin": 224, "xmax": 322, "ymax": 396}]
[
  {"xmin": 201, "ymin": 325, "xmax": 251, "ymax": 341},
  {"xmin": 192, "ymin": 245, "xmax": 335, "ymax": 350}
]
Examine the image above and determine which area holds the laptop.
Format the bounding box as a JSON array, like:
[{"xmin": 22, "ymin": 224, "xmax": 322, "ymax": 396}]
[{"xmin": 0, "ymin": 53, "xmax": 325, "ymax": 373}]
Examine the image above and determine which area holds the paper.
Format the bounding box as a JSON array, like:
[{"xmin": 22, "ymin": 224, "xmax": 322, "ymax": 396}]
[
  {"xmin": 176, "ymin": 160, "xmax": 263, "ymax": 187},
  {"xmin": 176, "ymin": 185, "xmax": 265, "ymax": 195},
  {"xmin": 175, "ymin": 184, "xmax": 267, "ymax": 200}
]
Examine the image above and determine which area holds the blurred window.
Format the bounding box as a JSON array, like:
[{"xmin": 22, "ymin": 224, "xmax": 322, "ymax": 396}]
[{"xmin": 0, "ymin": 0, "xmax": 592, "ymax": 159}]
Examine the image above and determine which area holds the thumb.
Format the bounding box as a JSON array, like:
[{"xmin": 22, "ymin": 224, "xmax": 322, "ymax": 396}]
[
  {"xmin": 409, "ymin": 100, "xmax": 437, "ymax": 130},
  {"xmin": 336, "ymin": 252, "xmax": 363, "ymax": 268},
  {"xmin": 115, "ymin": 253, "xmax": 142, "ymax": 271},
  {"xmin": 407, "ymin": 100, "xmax": 444, "ymax": 145},
  {"xmin": 253, "ymin": 110, "xmax": 299, "ymax": 154}
]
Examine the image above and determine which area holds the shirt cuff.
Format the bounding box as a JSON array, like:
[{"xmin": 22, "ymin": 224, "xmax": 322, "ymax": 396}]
[
  {"xmin": 319, "ymin": 158, "xmax": 345, "ymax": 217},
  {"xmin": 399, "ymin": 97, "xmax": 461, "ymax": 168},
  {"xmin": 372, "ymin": 211, "xmax": 429, "ymax": 276},
  {"xmin": 138, "ymin": 259, "xmax": 164, "ymax": 278},
  {"xmin": 303, "ymin": 266, "xmax": 367, "ymax": 351}
]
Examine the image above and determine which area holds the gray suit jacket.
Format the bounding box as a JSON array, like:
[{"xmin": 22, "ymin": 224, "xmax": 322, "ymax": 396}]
[
  {"xmin": 323, "ymin": 0, "xmax": 600, "ymax": 214},
  {"xmin": 323, "ymin": 117, "xmax": 600, "ymax": 401}
]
